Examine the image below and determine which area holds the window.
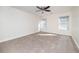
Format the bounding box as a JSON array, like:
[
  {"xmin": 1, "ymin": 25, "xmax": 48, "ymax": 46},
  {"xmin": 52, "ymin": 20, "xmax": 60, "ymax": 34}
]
[
  {"xmin": 58, "ymin": 16, "xmax": 69, "ymax": 31},
  {"xmin": 38, "ymin": 19, "xmax": 47, "ymax": 31}
]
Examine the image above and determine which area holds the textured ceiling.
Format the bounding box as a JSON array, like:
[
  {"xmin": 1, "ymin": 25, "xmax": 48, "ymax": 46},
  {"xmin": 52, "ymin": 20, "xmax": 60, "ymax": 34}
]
[{"xmin": 12, "ymin": 6, "xmax": 72, "ymax": 17}]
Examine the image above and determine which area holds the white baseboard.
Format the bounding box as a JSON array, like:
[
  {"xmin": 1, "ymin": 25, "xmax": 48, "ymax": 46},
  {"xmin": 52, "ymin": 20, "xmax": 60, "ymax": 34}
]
[
  {"xmin": 0, "ymin": 31, "xmax": 38, "ymax": 43},
  {"xmin": 72, "ymin": 36, "xmax": 79, "ymax": 50}
]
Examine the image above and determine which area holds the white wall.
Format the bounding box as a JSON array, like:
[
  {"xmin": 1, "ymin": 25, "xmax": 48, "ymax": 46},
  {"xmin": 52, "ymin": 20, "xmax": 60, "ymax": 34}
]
[
  {"xmin": 46, "ymin": 12, "xmax": 72, "ymax": 35},
  {"xmin": 0, "ymin": 7, "xmax": 40, "ymax": 42},
  {"xmin": 0, "ymin": 7, "xmax": 4, "ymax": 40},
  {"xmin": 71, "ymin": 7, "xmax": 79, "ymax": 48}
]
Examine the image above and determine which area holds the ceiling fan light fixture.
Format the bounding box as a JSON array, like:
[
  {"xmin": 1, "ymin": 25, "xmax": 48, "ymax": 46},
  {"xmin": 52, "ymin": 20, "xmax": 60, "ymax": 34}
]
[{"xmin": 36, "ymin": 6, "xmax": 51, "ymax": 12}]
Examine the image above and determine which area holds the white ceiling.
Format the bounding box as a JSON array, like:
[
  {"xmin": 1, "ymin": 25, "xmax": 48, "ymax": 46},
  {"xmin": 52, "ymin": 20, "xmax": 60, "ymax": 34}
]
[{"xmin": 12, "ymin": 6, "xmax": 72, "ymax": 17}]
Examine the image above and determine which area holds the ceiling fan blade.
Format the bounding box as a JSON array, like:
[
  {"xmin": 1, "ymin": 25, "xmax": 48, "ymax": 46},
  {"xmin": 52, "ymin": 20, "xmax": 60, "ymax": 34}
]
[
  {"xmin": 45, "ymin": 10, "xmax": 51, "ymax": 12},
  {"xmin": 44, "ymin": 6, "xmax": 50, "ymax": 9},
  {"xmin": 36, "ymin": 6, "xmax": 43, "ymax": 10}
]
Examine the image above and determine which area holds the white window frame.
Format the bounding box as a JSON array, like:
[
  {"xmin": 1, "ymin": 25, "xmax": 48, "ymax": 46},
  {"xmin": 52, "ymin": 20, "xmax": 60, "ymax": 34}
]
[{"xmin": 58, "ymin": 16, "xmax": 69, "ymax": 31}]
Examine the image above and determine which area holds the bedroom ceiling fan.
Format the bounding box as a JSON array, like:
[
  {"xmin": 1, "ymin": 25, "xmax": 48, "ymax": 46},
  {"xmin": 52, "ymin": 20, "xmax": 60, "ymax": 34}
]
[{"xmin": 36, "ymin": 6, "xmax": 51, "ymax": 14}]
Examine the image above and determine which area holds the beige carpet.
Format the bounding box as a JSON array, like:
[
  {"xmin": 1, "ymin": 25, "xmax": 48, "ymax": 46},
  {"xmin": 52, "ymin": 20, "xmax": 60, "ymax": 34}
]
[{"xmin": 0, "ymin": 32, "xmax": 78, "ymax": 53}]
